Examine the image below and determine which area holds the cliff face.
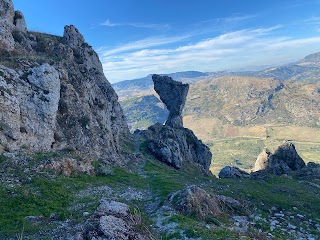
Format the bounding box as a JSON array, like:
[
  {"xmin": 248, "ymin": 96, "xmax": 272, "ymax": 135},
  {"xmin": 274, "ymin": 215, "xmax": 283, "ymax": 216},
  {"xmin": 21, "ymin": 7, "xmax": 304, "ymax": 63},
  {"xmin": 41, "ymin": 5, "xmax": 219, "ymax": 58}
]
[{"xmin": 0, "ymin": 1, "xmax": 129, "ymax": 162}]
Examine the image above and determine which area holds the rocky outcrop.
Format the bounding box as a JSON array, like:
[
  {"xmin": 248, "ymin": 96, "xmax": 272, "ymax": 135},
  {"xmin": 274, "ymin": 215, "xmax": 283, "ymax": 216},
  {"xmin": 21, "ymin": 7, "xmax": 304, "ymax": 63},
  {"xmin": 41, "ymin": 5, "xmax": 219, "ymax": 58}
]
[
  {"xmin": 140, "ymin": 122, "xmax": 212, "ymax": 171},
  {"xmin": 218, "ymin": 166, "xmax": 250, "ymax": 179},
  {"xmin": 13, "ymin": 10, "xmax": 27, "ymax": 32},
  {"xmin": 63, "ymin": 25, "xmax": 85, "ymax": 48},
  {"xmin": 168, "ymin": 186, "xmax": 221, "ymax": 219},
  {"xmin": 0, "ymin": 2, "xmax": 130, "ymax": 163},
  {"xmin": 76, "ymin": 199, "xmax": 153, "ymax": 240},
  {"xmin": 139, "ymin": 76, "xmax": 212, "ymax": 172},
  {"xmin": 152, "ymin": 74, "xmax": 189, "ymax": 128},
  {"xmin": 253, "ymin": 141, "xmax": 306, "ymax": 175},
  {"xmin": 0, "ymin": 0, "xmax": 15, "ymax": 49}
]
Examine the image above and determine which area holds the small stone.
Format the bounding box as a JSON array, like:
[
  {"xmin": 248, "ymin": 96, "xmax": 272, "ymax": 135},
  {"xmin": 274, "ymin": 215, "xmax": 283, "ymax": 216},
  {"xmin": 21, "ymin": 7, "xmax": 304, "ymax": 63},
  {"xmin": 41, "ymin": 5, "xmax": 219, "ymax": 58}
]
[
  {"xmin": 296, "ymin": 214, "xmax": 304, "ymax": 219},
  {"xmin": 288, "ymin": 223, "xmax": 297, "ymax": 230},
  {"xmin": 83, "ymin": 212, "xmax": 90, "ymax": 217},
  {"xmin": 274, "ymin": 213, "xmax": 285, "ymax": 218}
]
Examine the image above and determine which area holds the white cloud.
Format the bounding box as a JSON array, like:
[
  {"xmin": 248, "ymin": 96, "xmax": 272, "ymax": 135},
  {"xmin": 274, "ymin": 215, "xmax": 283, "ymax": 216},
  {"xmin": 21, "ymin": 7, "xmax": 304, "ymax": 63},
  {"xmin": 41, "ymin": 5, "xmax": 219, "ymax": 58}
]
[
  {"xmin": 101, "ymin": 19, "xmax": 169, "ymax": 31},
  {"xmin": 98, "ymin": 25, "xmax": 320, "ymax": 83}
]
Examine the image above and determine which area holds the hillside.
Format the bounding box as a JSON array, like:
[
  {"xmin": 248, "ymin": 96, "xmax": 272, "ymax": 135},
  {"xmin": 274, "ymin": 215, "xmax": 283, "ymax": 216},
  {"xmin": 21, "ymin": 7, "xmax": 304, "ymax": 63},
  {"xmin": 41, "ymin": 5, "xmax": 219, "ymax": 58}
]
[
  {"xmin": 119, "ymin": 76, "xmax": 320, "ymax": 173},
  {"xmin": 115, "ymin": 51, "xmax": 320, "ymax": 101}
]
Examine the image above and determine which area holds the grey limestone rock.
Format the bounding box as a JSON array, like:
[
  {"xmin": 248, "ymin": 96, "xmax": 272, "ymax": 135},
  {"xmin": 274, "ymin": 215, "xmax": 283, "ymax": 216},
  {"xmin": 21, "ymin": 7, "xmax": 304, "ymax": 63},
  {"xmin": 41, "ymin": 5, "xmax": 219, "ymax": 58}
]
[
  {"xmin": 140, "ymin": 75, "xmax": 212, "ymax": 172},
  {"xmin": 218, "ymin": 166, "xmax": 250, "ymax": 179},
  {"xmin": 13, "ymin": 10, "xmax": 27, "ymax": 32},
  {"xmin": 152, "ymin": 74, "xmax": 189, "ymax": 128},
  {"xmin": 140, "ymin": 123, "xmax": 212, "ymax": 171},
  {"xmin": 0, "ymin": 64, "xmax": 60, "ymax": 152},
  {"xmin": 0, "ymin": 10, "xmax": 130, "ymax": 163},
  {"xmin": 77, "ymin": 199, "xmax": 153, "ymax": 240},
  {"xmin": 253, "ymin": 141, "xmax": 306, "ymax": 175},
  {"xmin": 0, "ymin": 0, "xmax": 15, "ymax": 49},
  {"xmin": 63, "ymin": 25, "xmax": 85, "ymax": 48}
]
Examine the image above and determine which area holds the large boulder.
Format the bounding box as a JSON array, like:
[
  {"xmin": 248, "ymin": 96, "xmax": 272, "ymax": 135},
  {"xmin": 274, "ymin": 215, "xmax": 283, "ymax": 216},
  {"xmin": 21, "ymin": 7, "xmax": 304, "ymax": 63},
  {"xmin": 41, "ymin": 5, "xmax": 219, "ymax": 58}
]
[
  {"xmin": 77, "ymin": 199, "xmax": 153, "ymax": 240},
  {"xmin": 218, "ymin": 166, "xmax": 250, "ymax": 179},
  {"xmin": 152, "ymin": 74, "xmax": 189, "ymax": 128},
  {"xmin": 13, "ymin": 10, "xmax": 27, "ymax": 32},
  {"xmin": 253, "ymin": 141, "xmax": 306, "ymax": 175},
  {"xmin": 140, "ymin": 123, "xmax": 212, "ymax": 171}
]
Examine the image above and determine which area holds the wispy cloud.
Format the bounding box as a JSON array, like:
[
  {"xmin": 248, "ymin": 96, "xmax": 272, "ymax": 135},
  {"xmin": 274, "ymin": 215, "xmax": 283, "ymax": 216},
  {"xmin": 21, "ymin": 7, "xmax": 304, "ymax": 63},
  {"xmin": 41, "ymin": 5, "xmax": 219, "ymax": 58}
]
[
  {"xmin": 98, "ymin": 35, "xmax": 191, "ymax": 56},
  {"xmin": 101, "ymin": 19, "xmax": 169, "ymax": 31},
  {"xmin": 98, "ymin": 24, "xmax": 320, "ymax": 83}
]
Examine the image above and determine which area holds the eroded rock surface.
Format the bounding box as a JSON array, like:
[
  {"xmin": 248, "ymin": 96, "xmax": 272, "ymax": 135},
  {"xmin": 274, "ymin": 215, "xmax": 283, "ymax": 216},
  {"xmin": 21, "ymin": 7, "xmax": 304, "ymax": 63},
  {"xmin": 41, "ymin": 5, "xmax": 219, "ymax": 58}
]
[
  {"xmin": 76, "ymin": 199, "xmax": 153, "ymax": 240},
  {"xmin": 140, "ymin": 123, "xmax": 212, "ymax": 171},
  {"xmin": 139, "ymin": 76, "xmax": 212, "ymax": 172},
  {"xmin": 253, "ymin": 141, "xmax": 306, "ymax": 175},
  {"xmin": 0, "ymin": 0, "xmax": 130, "ymax": 163},
  {"xmin": 152, "ymin": 74, "xmax": 189, "ymax": 128}
]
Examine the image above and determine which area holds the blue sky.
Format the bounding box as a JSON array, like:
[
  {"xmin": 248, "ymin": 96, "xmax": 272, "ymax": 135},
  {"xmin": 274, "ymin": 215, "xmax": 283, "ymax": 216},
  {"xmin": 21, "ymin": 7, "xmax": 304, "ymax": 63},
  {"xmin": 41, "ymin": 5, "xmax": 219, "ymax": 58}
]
[{"xmin": 13, "ymin": 0, "xmax": 320, "ymax": 83}]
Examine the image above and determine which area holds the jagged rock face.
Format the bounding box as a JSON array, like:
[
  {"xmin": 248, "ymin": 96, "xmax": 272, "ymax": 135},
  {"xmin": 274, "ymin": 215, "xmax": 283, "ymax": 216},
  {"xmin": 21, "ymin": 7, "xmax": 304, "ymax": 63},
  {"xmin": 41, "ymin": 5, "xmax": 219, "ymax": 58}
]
[
  {"xmin": 253, "ymin": 142, "xmax": 306, "ymax": 175},
  {"xmin": 0, "ymin": 64, "xmax": 60, "ymax": 152},
  {"xmin": 218, "ymin": 166, "xmax": 250, "ymax": 179},
  {"xmin": 139, "ymin": 123, "xmax": 212, "ymax": 171},
  {"xmin": 13, "ymin": 10, "xmax": 27, "ymax": 31},
  {"xmin": 0, "ymin": 6, "xmax": 130, "ymax": 163},
  {"xmin": 63, "ymin": 25, "xmax": 85, "ymax": 48},
  {"xmin": 253, "ymin": 147, "xmax": 271, "ymax": 172},
  {"xmin": 168, "ymin": 185, "xmax": 221, "ymax": 219},
  {"xmin": 0, "ymin": 0, "xmax": 15, "ymax": 49},
  {"xmin": 152, "ymin": 74, "xmax": 189, "ymax": 128}
]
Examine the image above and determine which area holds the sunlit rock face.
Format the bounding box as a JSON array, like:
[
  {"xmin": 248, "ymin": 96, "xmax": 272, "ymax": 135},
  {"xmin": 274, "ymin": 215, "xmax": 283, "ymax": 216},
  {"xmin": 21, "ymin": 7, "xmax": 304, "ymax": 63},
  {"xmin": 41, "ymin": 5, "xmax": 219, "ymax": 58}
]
[
  {"xmin": 253, "ymin": 141, "xmax": 306, "ymax": 175},
  {"xmin": 0, "ymin": 1, "xmax": 130, "ymax": 163}
]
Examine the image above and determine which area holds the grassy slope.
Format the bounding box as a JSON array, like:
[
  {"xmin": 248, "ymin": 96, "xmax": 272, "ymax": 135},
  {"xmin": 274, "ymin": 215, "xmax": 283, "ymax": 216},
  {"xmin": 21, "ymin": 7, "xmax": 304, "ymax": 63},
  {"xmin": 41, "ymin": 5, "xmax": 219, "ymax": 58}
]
[{"xmin": 0, "ymin": 149, "xmax": 319, "ymax": 239}]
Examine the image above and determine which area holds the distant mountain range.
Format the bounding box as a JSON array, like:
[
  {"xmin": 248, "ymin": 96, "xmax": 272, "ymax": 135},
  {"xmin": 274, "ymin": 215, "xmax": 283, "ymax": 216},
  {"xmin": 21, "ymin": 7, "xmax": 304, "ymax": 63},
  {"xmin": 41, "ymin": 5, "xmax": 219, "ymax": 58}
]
[{"xmin": 113, "ymin": 52, "xmax": 320, "ymax": 99}]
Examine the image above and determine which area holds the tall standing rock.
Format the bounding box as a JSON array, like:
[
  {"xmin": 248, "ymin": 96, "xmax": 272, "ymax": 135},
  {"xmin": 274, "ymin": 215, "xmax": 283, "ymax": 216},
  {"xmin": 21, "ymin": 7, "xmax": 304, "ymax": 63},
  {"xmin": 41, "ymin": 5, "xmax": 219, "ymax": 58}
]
[
  {"xmin": 139, "ymin": 75, "xmax": 212, "ymax": 172},
  {"xmin": 13, "ymin": 10, "xmax": 27, "ymax": 32},
  {"xmin": 152, "ymin": 74, "xmax": 189, "ymax": 128}
]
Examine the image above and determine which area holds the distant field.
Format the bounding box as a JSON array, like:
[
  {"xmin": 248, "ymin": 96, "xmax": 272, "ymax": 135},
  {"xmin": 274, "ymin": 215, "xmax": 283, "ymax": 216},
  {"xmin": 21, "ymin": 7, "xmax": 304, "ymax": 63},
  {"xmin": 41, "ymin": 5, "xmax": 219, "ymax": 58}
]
[{"xmin": 184, "ymin": 123, "xmax": 320, "ymax": 175}]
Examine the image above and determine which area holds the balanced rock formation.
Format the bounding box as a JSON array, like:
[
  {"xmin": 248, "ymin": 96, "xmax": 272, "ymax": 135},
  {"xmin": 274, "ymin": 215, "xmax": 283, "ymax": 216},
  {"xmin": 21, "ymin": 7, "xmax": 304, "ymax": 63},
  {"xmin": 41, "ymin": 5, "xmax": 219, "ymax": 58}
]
[
  {"xmin": 253, "ymin": 141, "xmax": 306, "ymax": 175},
  {"xmin": 0, "ymin": 1, "xmax": 129, "ymax": 163},
  {"xmin": 152, "ymin": 74, "xmax": 189, "ymax": 128},
  {"xmin": 139, "ymin": 76, "xmax": 212, "ymax": 172}
]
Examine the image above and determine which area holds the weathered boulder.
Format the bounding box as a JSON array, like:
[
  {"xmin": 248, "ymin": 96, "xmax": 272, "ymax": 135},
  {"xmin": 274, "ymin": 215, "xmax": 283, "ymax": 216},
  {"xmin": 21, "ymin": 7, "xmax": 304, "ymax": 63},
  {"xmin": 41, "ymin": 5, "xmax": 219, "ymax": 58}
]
[
  {"xmin": 13, "ymin": 10, "xmax": 27, "ymax": 32},
  {"xmin": 0, "ymin": 0, "xmax": 15, "ymax": 49},
  {"xmin": 218, "ymin": 166, "xmax": 250, "ymax": 179},
  {"xmin": 168, "ymin": 185, "xmax": 221, "ymax": 219},
  {"xmin": 253, "ymin": 141, "xmax": 306, "ymax": 175},
  {"xmin": 253, "ymin": 147, "xmax": 271, "ymax": 172},
  {"xmin": 139, "ymin": 123, "xmax": 212, "ymax": 171},
  {"xmin": 77, "ymin": 199, "xmax": 153, "ymax": 240},
  {"xmin": 152, "ymin": 74, "xmax": 189, "ymax": 128}
]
